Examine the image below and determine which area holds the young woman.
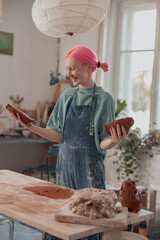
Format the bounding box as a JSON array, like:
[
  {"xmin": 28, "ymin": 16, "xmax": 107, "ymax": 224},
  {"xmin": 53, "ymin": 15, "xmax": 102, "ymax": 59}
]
[{"xmin": 8, "ymin": 45, "xmax": 126, "ymax": 240}]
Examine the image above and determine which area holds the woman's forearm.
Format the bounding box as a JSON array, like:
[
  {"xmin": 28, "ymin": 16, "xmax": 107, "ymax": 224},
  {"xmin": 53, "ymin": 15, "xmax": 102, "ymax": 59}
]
[
  {"xmin": 100, "ymin": 125, "xmax": 127, "ymax": 151},
  {"xmin": 8, "ymin": 111, "xmax": 63, "ymax": 143},
  {"xmin": 100, "ymin": 138, "xmax": 117, "ymax": 151},
  {"xmin": 28, "ymin": 125, "xmax": 62, "ymax": 143}
]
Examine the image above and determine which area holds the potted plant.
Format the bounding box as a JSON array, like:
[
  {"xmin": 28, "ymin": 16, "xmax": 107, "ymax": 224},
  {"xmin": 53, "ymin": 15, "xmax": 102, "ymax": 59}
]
[
  {"xmin": 113, "ymin": 128, "xmax": 142, "ymax": 182},
  {"xmin": 112, "ymin": 98, "xmax": 160, "ymax": 182},
  {"xmin": 111, "ymin": 98, "xmax": 141, "ymax": 182}
]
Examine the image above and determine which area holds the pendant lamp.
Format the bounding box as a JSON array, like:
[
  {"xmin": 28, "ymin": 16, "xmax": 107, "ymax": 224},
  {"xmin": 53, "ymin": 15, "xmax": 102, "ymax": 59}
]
[{"xmin": 32, "ymin": 0, "xmax": 110, "ymax": 37}]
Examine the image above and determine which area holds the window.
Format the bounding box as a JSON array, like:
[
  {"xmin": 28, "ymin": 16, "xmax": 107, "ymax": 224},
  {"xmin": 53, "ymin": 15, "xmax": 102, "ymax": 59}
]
[{"xmin": 114, "ymin": 0, "xmax": 160, "ymax": 133}]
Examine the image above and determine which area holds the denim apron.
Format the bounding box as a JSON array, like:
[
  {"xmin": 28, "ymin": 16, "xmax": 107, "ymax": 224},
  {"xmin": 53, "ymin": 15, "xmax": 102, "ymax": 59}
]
[
  {"xmin": 56, "ymin": 83, "xmax": 105, "ymax": 190},
  {"xmin": 51, "ymin": 84, "xmax": 105, "ymax": 240}
]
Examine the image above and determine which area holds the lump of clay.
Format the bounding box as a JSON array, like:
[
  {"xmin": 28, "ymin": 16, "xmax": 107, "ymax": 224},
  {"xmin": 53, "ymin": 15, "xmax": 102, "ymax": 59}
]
[
  {"xmin": 104, "ymin": 117, "xmax": 134, "ymax": 136},
  {"xmin": 120, "ymin": 181, "xmax": 141, "ymax": 213},
  {"xmin": 68, "ymin": 188, "xmax": 118, "ymax": 219}
]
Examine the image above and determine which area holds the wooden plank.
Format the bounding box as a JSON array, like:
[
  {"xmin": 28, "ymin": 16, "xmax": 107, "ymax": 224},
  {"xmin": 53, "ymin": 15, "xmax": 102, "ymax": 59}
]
[
  {"xmin": 127, "ymin": 209, "xmax": 154, "ymax": 225},
  {"xmin": 55, "ymin": 207, "xmax": 154, "ymax": 228},
  {"xmin": 55, "ymin": 206, "xmax": 128, "ymax": 227}
]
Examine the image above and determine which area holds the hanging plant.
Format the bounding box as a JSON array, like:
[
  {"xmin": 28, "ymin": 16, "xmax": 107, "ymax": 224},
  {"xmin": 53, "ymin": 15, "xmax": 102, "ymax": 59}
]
[
  {"xmin": 140, "ymin": 129, "xmax": 160, "ymax": 158},
  {"xmin": 113, "ymin": 128, "xmax": 141, "ymax": 182}
]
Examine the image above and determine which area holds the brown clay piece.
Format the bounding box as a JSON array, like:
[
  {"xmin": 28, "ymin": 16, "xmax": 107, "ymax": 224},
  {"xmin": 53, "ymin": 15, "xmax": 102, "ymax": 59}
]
[
  {"xmin": 104, "ymin": 117, "xmax": 134, "ymax": 136},
  {"xmin": 6, "ymin": 104, "xmax": 34, "ymax": 124},
  {"xmin": 120, "ymin": 181, "xmax": 141, "ymax": 213}
]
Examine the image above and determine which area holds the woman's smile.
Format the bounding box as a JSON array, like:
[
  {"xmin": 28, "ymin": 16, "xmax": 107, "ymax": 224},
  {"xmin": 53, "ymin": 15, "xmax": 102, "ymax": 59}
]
[{"xmin": 71, "ymin": 76, "xmax": 78, "ymax": 82}]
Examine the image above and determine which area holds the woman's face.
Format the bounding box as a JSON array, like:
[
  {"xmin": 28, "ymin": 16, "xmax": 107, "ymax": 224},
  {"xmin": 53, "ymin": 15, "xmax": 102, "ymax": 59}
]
[{"xmin": 65, "ymin": 57, "xmax": 93, "ymax": 88}]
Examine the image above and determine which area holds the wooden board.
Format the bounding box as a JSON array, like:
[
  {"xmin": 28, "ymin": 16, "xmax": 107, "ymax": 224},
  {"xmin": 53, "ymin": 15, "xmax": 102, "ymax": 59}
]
[
  {"xmin": 127, "ymin": 209, "xmax": 154, "ymax": 225},
  {"xmin": 55, "ymin": 205, "xmax": 128, "ymax": 227}
]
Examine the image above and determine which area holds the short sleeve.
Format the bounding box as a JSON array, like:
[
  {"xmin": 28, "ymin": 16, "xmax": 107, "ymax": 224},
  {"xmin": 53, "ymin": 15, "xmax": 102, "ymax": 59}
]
[
  {"xmin": 99, "ymin": 96, "xmax": 115, "ymax": 140},
  {"xmin": 46, "ymin": 88, "xmax": 74, "ymax": 133},
  {"xmin": 46, "ymin": 97, "xmax": 63, "ymax": 133}
]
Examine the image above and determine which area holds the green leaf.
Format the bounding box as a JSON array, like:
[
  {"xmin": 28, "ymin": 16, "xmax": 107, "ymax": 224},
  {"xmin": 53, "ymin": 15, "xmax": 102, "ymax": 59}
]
[{"xmin": 115, "ymin": 99, "xmax": 127, "ymax": 119}]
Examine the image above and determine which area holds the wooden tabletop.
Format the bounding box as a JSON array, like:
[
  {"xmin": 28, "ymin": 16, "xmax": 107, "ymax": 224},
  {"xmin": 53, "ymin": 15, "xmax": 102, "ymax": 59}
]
[{"xmin": 0, "ymin": 170, "xmax": 154, "ymax": 240}]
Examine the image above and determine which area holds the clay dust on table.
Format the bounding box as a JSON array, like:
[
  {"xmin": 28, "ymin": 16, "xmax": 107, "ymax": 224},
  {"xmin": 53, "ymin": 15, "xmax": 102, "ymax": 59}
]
[{"xmin": 23, "ymin": 186, "xmax": 74, "ymax": 199}]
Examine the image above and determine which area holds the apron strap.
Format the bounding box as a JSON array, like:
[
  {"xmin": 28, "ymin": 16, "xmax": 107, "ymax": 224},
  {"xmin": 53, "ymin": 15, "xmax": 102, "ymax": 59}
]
[
  {"xmin": 89, "ymin": 83, "xmax": 97, "ymax": 136},
  {"xmin": 69, "ymin": 84, "xmax": 97, "ymax": 136}
]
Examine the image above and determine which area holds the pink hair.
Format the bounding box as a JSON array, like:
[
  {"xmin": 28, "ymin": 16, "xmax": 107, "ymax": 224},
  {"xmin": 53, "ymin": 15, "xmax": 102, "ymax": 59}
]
[{"xmin": 65, "ymin": 45, "xmax": 109, "ymax": 72}]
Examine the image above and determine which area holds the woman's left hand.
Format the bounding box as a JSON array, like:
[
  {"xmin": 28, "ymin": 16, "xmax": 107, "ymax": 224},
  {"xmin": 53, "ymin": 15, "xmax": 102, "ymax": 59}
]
[
  {"xmin": 109, "ymin": 124, "xmax": 126, "ymax": 144},
  {"xmin": 100, "ymin": 124, "xmax": 127, "ymax": 151}
]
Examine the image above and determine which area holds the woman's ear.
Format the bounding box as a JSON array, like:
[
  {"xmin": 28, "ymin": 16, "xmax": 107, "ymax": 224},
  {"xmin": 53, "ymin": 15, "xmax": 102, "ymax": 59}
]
[{"xmin": 87, "ymin": 64, "xmax": 94, "ymax": 73}]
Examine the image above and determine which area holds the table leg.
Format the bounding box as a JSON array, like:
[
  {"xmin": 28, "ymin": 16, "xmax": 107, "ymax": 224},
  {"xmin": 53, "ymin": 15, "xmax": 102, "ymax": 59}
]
[
  {"xmin": 127, "ymin": 224, "xmax": 134, "ymax": 232},
  {"xmin": 42, "ymin": 232, "xmax": 47, "ymax": 240},
  {"xmin": 8, "ymin": 220, "xmax": 14, "ymax": 240},
  {"xmin": 149, "ymin": 190, "xmax": 156, "ymax": 226}
]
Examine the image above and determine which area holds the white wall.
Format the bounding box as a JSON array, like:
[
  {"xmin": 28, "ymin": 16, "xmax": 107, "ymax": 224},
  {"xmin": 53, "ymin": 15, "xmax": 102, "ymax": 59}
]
[
  {"xmin": 0, "ymin": 0, "xmax": 100, "ymax": 130},
  {"xmin": 0, "ymin": 0, "xmax": 58, "ymax": 129}
]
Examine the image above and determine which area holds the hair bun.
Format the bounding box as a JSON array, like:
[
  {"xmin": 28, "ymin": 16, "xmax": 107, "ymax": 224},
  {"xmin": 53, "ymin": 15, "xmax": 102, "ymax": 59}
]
[{"xmin": 99, "ymin": 62, "xmax": 109, "ymax": 72}]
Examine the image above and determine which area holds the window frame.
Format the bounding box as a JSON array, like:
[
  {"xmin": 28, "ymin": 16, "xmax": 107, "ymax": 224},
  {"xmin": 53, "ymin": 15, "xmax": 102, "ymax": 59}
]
[{"xmin": 113, "ymin": 0, "xmax": 160, "ymax": 131}]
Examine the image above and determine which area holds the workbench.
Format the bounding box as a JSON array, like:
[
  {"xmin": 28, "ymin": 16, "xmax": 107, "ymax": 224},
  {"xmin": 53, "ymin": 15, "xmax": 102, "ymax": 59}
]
[
  {"xmin": 0, "ymin": 170, "xmax": 154, "ymax": 240},
  {"xmin": 0, "ymin": 137, "xmax": 52, "ymax": 172}
]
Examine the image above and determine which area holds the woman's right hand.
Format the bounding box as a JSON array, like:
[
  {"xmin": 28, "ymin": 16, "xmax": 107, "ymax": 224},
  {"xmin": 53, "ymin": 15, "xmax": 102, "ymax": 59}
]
[
  {"xmin": 8, "ymin": 109, "xmax": 62, "ymax": 143},
  {"xmin": 8, "ymin": 110, "xmax": 32, "ymax": 129}
]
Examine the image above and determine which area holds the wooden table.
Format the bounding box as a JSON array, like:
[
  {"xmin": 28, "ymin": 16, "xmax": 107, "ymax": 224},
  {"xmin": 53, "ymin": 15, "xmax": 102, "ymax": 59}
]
[{"xmin": 0, "ymin": 170, "xmax": 154, "ymax": 240}]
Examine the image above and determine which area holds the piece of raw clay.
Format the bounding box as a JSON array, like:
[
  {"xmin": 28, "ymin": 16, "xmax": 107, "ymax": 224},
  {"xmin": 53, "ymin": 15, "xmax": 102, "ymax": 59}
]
[
  {"xmin": 6, "ymin": 104, "xmax": 34, "ymax": 124},
  {"xmin": 68, "ymin": 188, "xmax": 118, "ymax": 219},
  {"xmin": 104, "ymin": 117, "xmax": 134, "ymax": 136},
  {"xmin": 120, "ymin": 181, "xmax": 141, "ymax": 213}
]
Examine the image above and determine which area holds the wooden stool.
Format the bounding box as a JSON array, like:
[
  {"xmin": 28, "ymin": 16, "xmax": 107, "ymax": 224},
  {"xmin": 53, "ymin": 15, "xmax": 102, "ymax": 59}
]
[
  {"xmin": 102, "ymin": 230, "xmax": 148, "ymax": 240},
  {"xmin": 149, "ymin": 184, "xmax": 160, "ymax": 226},
  {"xmin": 0, "ymin": 215, "xmax": 14, "ymax": 240}
]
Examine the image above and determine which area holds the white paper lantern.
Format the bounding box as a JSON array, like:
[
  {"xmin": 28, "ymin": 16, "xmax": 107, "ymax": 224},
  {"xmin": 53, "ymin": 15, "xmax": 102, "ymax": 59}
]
[{"xmin": 32, "ymin": 0, "xmax": 110, "ymax": 37}]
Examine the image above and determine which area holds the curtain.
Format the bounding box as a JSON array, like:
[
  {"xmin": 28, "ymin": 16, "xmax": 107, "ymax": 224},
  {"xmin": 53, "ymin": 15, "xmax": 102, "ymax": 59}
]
[
  {"xmin": 95, "ymin": 1, "xmax": 111, "ymax": 87},
  {"xmin": 0, "ymin": 0, "xmax": 3, "ymax": 23}
]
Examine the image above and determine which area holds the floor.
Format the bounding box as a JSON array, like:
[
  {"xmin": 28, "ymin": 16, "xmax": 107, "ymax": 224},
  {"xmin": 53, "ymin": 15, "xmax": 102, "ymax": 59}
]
[
  {"xmin": 0, "ymin": 221, "xmax": 42, "ymax": 240},
  {"xmin": 147, "ymin": 211, "xmax": 160, "ymax": 239}
]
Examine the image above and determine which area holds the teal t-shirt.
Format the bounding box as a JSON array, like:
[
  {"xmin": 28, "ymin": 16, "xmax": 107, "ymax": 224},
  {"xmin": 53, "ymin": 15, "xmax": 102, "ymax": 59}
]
[{"xmin": 46, "ymin": 86, "xmax": 115, "ymax": 156}]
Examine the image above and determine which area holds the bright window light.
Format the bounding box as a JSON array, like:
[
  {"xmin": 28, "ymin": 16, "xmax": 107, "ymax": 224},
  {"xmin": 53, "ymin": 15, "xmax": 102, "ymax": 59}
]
[{"xmin": 119, "ymin": 6, "xmax": 157, "ymax": 133}]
